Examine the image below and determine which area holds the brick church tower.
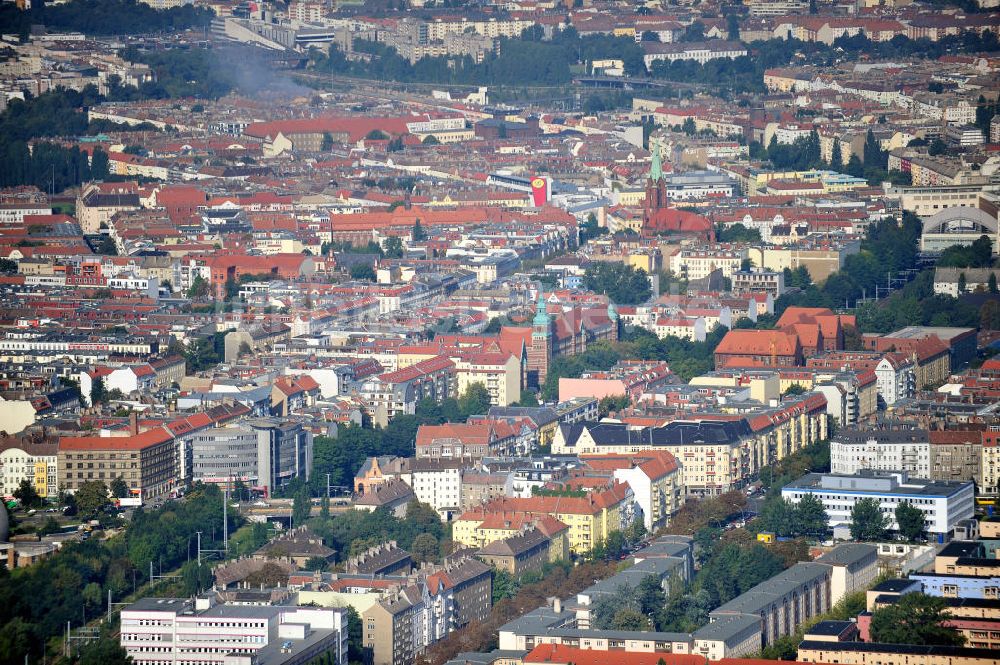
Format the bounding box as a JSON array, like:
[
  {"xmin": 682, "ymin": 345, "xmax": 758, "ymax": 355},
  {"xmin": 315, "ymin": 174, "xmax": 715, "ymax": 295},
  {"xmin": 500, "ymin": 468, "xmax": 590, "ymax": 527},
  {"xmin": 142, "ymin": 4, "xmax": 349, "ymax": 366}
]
[
  {"xmin": 528, "ymin": 291, "xmax": 552, "ymax": 388},
  {"xmin": 642, "ymin": 146, "xmax": 667, "ymax": 228}
]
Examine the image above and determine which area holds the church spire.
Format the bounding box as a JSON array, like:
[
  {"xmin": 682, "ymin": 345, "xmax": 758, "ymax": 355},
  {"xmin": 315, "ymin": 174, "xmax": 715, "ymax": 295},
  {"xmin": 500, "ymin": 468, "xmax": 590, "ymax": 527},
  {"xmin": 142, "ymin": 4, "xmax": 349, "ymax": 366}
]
[
  {"xmin": 649, "ymin": 145, "xmax": 662, "ymax": 182},
  {"xmin": 532, "ymin": 291, "xmax": 550, "ymax": 328}
]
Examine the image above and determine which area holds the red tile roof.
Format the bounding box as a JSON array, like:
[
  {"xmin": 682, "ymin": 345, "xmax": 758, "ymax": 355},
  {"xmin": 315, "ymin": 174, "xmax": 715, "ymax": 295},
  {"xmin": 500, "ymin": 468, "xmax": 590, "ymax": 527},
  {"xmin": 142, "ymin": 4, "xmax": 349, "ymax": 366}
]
[{"xmin": 59, "ymin": 426, "xmax": 173, "ymax": 451}]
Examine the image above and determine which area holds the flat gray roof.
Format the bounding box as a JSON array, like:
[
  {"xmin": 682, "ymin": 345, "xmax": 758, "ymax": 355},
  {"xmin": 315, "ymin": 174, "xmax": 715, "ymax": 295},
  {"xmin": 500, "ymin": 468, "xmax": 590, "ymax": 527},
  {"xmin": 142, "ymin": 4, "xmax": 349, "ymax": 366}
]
[{"xmin": 784, "ymin": 472, "xmax": 972, "ymax": 498}]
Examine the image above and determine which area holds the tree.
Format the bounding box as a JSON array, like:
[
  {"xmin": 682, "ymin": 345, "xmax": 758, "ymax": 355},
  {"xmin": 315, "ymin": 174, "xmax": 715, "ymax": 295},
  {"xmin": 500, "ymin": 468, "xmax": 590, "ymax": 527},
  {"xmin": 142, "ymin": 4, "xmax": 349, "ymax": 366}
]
[
  {"xmin": 321, "ymin": 132, "xmax": 334, "ymax": 151},
  {"xmin": 581, "ymin": 212, "xmax": 607, "ymax": 243},
  {"xmin": 13, "ymin": 479, "xmax": 42, "ymax": 509},
  {"xmin": 583, "ymin": 262, "xmax": 652, "ymax": 304},
  {"xmin": 863, "ymin": 128, "xmax": 887, "ymax": 169},
  {"xmin": 412, "ymin": 218, "xmax": 427, "ymax": 241},
  {"xmin": 758, "ymin": 496, "xmax": 797, "ymax": 537},
  {"xmin": 850, "ymin": 497, "xmax": 889, "ymax": 541},
  {"xmin": 683, "ymin": 21, "xmax": 705, "ymax": 42},
  {"xmin": 350, "ymin": 263, "xmax": 376, "ymax": 281},
  {"xmin": 304, "ymin": 556, "xmax": 329, "ymax": 572},
  {"xmin": 492, "ymin": 569, "xmax": 519, "ymax": 603},
  {"xmin": 411, "ymin": 533, "xmax": 439, "ymax": 563},
  {"xmin": 77, "ymin": 635, "xmax": 133, "ymax": 665},
  {"xmin": 717, "ymin": 222, "xmax": 762, "ymax": 243},
  {"xmin": 422, "ymin": 134, "xmax": 440, "ymax": 145},
  {"xmin": 895, "ymin": 501, "xmax": 926, "ymax": 542},
  {"xmin": 637, "ymin": 574, "xmax": 667, "ymax": 615},
  {"xmin": 830, "ymin": 138, "xmax": 842, "ymax": 168},
  {"xmin": 383, "ymin": 235, "xmax": 404, "ymax": 258},
  {"xmin": 611, "ymin": 607, "xmax": 652, "ymax": 631},
  {"xmin": 726, "ymin": 14, "xmax": 740, "ymax": 40},
  {"xmin": 870, "ymin": 593, "xmax": 964, "ymax": 646},
  {"xmin": 75, "ymin": 480, "xmax": 109, "ymax": 517},
  {"xmin": 928, "ymin": 138, "xmax": 947, "ymax": 156},
  {"xmin": 989, "ymin": 272, "xmax": 998, "ymax": 294},
  {"xmin": 516, "ymin": 390, "xmax": 540, "ymax": 407},
  {"xmin": 245, "ymin": 562, "xmax": 289, "ymax": 588},
  {"xmin": 459, "ymin": 382, "xmax": 493, "ymax": 417},
  {"xmin": 958, "ymin": 272, "xmax": 967, "ymax": 294},
  {"xmin": 593, "ymin": 583, "xmax": 643, "ymax": 629},
  {"xmin": 96, "ymin": 235, "xmax": 118, "ymax": 256},
  {"xmin": 109, "ymin": 476, "xmax": 130, "ymax": 499},
  {"xmin": 187, "ymin": 274, "xmax": 209, "ymax": 299},
  {"xmin": 319, "ymin": 494, "xmax": 330, "ymax": 520},
  {"xmin": 292, "ymin": 485, "xmax": 311, "ymax": 527},
  {"xmin": 796, "ymin": 493, "xmax": 829, "ymax": 538}
]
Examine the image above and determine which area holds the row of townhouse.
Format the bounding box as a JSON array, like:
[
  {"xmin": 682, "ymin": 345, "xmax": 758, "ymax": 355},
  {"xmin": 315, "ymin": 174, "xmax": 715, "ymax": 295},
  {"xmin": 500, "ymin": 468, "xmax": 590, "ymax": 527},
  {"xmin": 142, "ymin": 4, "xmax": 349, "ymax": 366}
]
[
  {"xmin": 361, "ymin": 555, "xmax": 493, "ymax": 665},
  {"xmin": 52, "ymin": 405, "xmax": 314, "ymax": 502},
  {"xmin": 552, "ymin": 393, "xmax": 828, "ymax": 496},
  {"xmin": 498, "ymin": 539, "xmax": 876, "ymax": 661},
  {"xmin": 452, "ymin": 481, "xmax": 635, "ymax": 555},
  {"xmin": 771, "ymin": 15, "xmax": 997, "ymax": 45},
  {"xmin": 831, "ymin": 423, "xmax": 1000, "ymax": 492}
]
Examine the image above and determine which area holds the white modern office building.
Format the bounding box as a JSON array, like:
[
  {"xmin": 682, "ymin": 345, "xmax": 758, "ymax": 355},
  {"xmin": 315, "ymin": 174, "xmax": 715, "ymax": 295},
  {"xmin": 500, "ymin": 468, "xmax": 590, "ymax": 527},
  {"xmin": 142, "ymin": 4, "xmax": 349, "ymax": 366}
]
[
  {"xmin": 782, "ymin": 470, "xmax": 974, "ymax": 537},
  {"xmin": 120, "ymin": 595, "xmax": 347, "ymax": 665}
]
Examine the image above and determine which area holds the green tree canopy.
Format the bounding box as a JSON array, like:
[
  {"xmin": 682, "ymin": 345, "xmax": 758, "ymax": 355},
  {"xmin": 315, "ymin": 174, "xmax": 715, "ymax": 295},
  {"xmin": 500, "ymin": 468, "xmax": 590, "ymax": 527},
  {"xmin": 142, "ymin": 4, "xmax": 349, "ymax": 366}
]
[
  {"xmin": 109, "ymin": 476, "xmax": 130, "ymax": 499},
  {"xmin": 458, "ymin": 382, "xmax": 493, "ymax": 416},
  {"xmin": 411, "ymin": 533, "xmax": 440, "ymax": 563},
  {"xmin": 350, "ymin": 263, "xmax": 376, "ymax": 281},
  {"xmin": 292, "ymin": 484, "xmax": 311, "ymax": 527},
  {"xmin": 13, "ymin": 479, "xmax": 42, "ymax": 509},
  {"xmin": 583, "ymin": 261, "xmax": 652, "ymax": 304},
  {"xmin": 870, "ymin": 593, "xmax": 964, "ymax": 646},
  {"xmin": 75, "ymin": 480, "xmax": 109, "ymax": 517},
  {"xmin": 895, "ymin": 501, "xmax": 926, "ymax": 542},
  {"xmin": 383, "ymin": 236, "xmax": 404, "ymax": 258},
  {"xmin": 850, "ymin": 497, "xmax": 890, "ymax": 541}
]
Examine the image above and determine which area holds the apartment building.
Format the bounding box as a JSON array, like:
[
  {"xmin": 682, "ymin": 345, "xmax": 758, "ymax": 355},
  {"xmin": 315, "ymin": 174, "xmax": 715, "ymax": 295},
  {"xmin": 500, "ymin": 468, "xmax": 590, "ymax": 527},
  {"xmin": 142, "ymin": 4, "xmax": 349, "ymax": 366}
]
[
  {"xmin": 669, "ymin": 248, "xmax": 747, "ymax": 280},
  {"xmin": 732, "ymin": 269, "xmax": 785, "ymax": 298},
  {"xmin": 797, "ymin": 640, "xmax": 999, "ymax": 665},
  {"xmin": 579, "ymin": 451, "xmax": 684, "ymax": 530},
  {"xmin": 452, "ymin": 482, "xmax": 632, "ymax": 554},
  {"xmin": 0, "ymin": 440, "xmax": 58, "ymax": 499},
  {"xmin": 897, "ymin": 185, "xmax": 985, "ymax": 217},
  {"xmin": 58, "ymin": 426, "xmax": 176, "ymax": 501},
  {"xmin": 408, "ymin": 458, "xmax": 464, "ymax": 520},
  {"xmin": 476, "ymin": 525, "xmax": 552, "ymax": 576},
  {"xmin": 361, "ymin": 355, "xmax": 456, "ymax": 427},
  {"xmin": 187, "ymin": 419, "xmax": 312, "ymax": 497},
  {"xmin": 555, "ymin": 399, "xmax": 828, "ymax": 496},
  {"xmin": 453, "ymin": 351, "xmax": 521, "ymax": 406},
  {"xmin": 831, "ymin": 425, "xmax": 931, "ymax": 478},
  {"xmin": 362, "ymin": 556, "xmax": 491, "ymax": 665}
]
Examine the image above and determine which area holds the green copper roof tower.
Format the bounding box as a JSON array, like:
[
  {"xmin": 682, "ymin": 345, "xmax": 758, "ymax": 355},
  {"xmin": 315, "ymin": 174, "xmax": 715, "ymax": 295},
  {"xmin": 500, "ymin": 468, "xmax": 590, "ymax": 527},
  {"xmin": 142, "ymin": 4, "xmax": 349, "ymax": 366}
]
[
  {"xmin": 532, "ymin": 291, "xmax": 550, "ymax": 329},
  {"xmin": 649, "ymin": 145, "xmax": 662, "ymax": 182}
]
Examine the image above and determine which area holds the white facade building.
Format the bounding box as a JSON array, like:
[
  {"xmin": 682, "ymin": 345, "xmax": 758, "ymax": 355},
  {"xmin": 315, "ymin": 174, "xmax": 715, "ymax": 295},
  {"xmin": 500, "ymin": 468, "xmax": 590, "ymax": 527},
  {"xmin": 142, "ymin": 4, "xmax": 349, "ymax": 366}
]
[
  {"xmin": 0, "ymin": 445, "xmax": 58, "ymax": 499},
  {"xmin": 120, "ymin": 596, "xmax": 348, "ymax": 665},
  {"xmin": 874, "ymin": 354, "xmax": 915, "ymax": 406},
  {"xmin": 669, "ymin": 248, "xmax": 748, "ymax": 280},
  {"xmin": 408, "ymin": 459, "xmax": 463, "ymax": 519},
  {"xmin": 782, "ymin": 471, "xmax": 975, "ymax": 536},
  {"xmin": 830, "ymin": 427, "xmax": 931, "ymax": 478}
]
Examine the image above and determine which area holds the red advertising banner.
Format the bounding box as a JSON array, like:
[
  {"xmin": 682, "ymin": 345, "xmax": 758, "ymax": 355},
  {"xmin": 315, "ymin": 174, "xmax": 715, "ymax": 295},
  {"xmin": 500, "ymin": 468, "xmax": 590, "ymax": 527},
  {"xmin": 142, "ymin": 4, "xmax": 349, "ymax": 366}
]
[{"xmin": 531, "ymin": 177, "xmax": 547, "ymax": 207}]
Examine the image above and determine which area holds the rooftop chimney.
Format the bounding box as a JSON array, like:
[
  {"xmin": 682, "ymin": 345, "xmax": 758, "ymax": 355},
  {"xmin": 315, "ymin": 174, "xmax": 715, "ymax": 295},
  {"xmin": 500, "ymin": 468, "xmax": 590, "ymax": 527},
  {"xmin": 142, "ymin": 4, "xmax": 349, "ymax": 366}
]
[{"xmin": 129, "ymin": 412, "xmax": 139, "ymax": 436}]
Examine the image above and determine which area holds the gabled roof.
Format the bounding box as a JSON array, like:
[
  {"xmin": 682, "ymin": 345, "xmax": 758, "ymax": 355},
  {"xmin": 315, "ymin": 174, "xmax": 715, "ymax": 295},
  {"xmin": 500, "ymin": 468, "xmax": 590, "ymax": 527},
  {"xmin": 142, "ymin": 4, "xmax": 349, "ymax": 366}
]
[{"xmin": 715, "ymin": 329, "xmax": 801, "ymax": 357}]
